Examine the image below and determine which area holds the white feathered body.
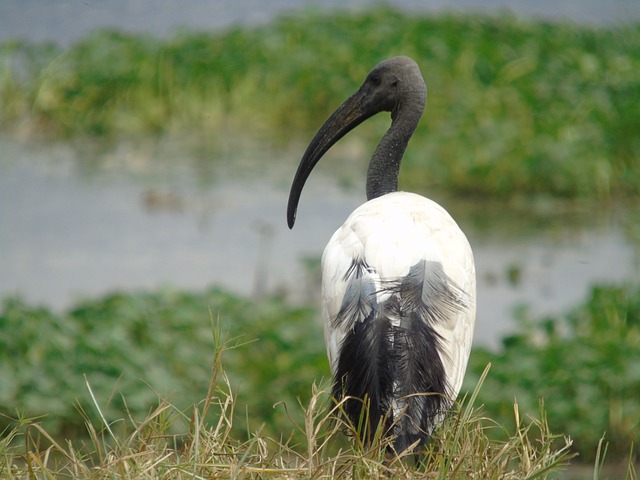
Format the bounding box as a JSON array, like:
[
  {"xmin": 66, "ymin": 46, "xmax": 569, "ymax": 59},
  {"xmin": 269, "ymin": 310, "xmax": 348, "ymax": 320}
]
[{"xmin": 321, "ymin": 191, "xmax": 475, "ymax": 449}]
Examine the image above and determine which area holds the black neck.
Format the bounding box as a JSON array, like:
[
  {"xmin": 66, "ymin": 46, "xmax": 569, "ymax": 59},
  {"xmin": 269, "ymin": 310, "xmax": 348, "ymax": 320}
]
[{"xmin": 365, "ymin": 97, "xmax": 424, "ymax": 201}]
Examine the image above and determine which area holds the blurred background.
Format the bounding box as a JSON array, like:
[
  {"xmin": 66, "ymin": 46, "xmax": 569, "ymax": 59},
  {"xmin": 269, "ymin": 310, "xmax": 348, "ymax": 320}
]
[{"xmin": 1, "ymin": 0, "xmax": 639, "ymax": 470}]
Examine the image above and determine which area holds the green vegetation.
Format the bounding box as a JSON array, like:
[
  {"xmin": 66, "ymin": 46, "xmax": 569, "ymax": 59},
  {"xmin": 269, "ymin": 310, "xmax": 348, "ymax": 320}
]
[
  {"xmin": 466, "ymin": 283, "xmax": 640, "ymax": 463},
  {"xmin": 1, "ymin": 8, "xmax": 639, "ymax": 199},
  {"xmin": 0, "ymin": 290, "xmax": 326, "ymax": 444},
  {"xmin": 2, "ymin": 282, "xmax": 640, "ymax": 473}
]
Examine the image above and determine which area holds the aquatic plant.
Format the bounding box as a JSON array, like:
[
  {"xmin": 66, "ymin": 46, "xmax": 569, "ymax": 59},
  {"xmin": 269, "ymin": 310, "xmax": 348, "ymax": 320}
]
[
  {"xmin": 466, "ymin": 283, "xmax": 640, "ymax": 462},
  {"xmin": 1, "ymin": 8, "xmax": 639, "ymax": 200}
]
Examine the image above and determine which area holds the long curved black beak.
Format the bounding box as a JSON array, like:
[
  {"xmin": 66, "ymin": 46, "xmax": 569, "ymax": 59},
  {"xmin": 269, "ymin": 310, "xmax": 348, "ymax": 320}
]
[{"xmin": 287, "ymin": 90, "xmax": 373, "ymax": 229}]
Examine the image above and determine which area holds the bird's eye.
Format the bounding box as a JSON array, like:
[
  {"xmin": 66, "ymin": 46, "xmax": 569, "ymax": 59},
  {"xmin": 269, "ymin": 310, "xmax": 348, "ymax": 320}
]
[{"xmin": 369, "ymin": 74, "xmax": 381, "ymax": 86}]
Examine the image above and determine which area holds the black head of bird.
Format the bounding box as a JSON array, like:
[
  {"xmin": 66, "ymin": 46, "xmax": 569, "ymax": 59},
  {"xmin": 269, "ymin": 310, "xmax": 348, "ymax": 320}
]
[{"xmin": 287, "ymin": 55, "xmax": 426, "ymax": 229}]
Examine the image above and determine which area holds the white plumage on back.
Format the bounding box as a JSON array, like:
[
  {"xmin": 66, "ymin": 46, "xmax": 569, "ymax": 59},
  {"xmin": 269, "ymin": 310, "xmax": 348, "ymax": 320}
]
[{"xmin": 321, "ymin": 191, "xmax": 476, "ymax": 404}]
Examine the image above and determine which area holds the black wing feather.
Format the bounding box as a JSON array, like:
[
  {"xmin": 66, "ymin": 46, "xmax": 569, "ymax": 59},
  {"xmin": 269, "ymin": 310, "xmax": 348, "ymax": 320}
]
[{"xmin": 331, "ymin": 258, "xmax": 470, "ymax": 452}]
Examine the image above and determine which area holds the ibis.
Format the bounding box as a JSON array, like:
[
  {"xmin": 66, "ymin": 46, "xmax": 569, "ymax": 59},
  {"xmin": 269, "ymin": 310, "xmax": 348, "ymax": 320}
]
[{"xmin": 287, "ymin": 56, "xmax": 476, "ymax": 453}]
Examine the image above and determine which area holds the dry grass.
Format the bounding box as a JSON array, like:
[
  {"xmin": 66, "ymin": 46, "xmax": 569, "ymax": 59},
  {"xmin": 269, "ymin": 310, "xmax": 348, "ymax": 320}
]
[{"xmin": 0, "ymin": 325, "xmax": 580, "ymax": 480}]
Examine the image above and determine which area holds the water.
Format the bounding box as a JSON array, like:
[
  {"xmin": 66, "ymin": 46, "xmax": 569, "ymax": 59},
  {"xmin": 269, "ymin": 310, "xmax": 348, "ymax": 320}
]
[
  {"xmin": 1, "ymin": 0, "xmax": 639, "ymax": 48},
  {"xmin": 1, "ymin": 137, "xmax": 638, "ymax": 348},
  {"xmin": 0, "ymin": 138, "xmax": 365, "ymax": 306}
]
